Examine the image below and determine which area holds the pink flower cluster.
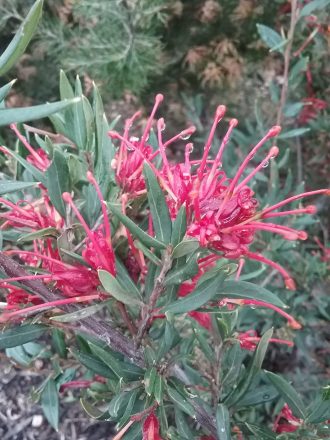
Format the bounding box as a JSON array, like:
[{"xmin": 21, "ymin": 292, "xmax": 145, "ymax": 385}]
[
  {"xmin": 109, "ymin": 94, "xmax": 328, "ymax": 291},
  {"xmin": 0, "ymin": 96, "xmax": 329, "ymax": 328}
]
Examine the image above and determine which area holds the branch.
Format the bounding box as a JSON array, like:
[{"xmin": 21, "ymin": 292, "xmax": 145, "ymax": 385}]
[
  {"xmin": 0, "ymin": 252, "xmax": 144, "ymax": 366},
  {"xmin": 0, "ymin": 253, "xmax": 219, "ymax": 435},
  {"xmin": 135, "ymin": 247, "xmax": 172, "ymax": 344},
  {"xmin": 276, "ymin": 0, "xmax": 299, "ymax": 127}
]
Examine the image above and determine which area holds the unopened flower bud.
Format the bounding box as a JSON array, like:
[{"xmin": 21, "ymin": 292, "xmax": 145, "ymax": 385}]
[
  {"xmin": 285, "ymin": 277, "xmax": 296, "ymax": 291},
  {"xmin": 268, "ymin": 125, "xmax": 281, "ymax": 137}
]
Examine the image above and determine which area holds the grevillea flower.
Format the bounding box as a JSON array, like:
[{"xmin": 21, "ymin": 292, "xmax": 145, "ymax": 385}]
[
  {"xmin": 0, "ymin": 196, "xmax": 62, "ymax": 230},
  {"xmin": 298, "ymin": 97, "xmax": 327, "ymax": 124},
  {"xmin": 108, "ymin": 95, "xmax": 329, "ymax": 291},
  {"xmin": 237, "ymin": 329, "xmax": 294, "ymax": 351},
  {"xmin": 142, "ymin": 413, "xmax": 163, "ymax": 440},
  {"xmin": 9, "ymin": 124, "xmax": 51, "ymax": 172},
  {"xmin": 62, "ymin": 172, "xmax": 116, "ymax": 275},
  {"xmin": 273, "ymin": 404, "xmax": 302, "ymax": 433}
]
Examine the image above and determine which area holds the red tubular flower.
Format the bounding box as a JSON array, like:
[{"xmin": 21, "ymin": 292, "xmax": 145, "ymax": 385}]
[
  {"xmin": 273, "ymin": 404, "xmax": 302, "ymax": 433},
  {"xmin": 142, "ymin": 413, "xmax": 163, "ymax": 440},
  {"xmin": 0, "ymin": 197, "xmax": 60, "ymax": 230},
  {"xmin": 62, "ymin": 171, "xmax": 116, "ymax": 275},
  {"xmin": 237, "ymin": 329, "xmax": 294, "ymax": 351},
  {"xmin": 109, "ymin": 95, "xmax": 329, "ymax": 290},
  {"xmin": 10, "ymin": 124, "xmax": 50, "ymax": 171},
  {"xmin": 223, "ymin": 298, "xmax": 301, "ymax": 330}
]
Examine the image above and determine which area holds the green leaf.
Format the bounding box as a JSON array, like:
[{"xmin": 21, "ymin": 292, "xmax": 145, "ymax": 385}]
[
  {"xmin": 45, "ymin": 149, "xmax": 71, "ymax": 218},
  {"xmin": 218, "ymin": 280, "xmax": 286, "ymax": 308},
  {"xmin": 0, "ymin": 80, "xmax": 16, "ymax": 103},
  {"xmin": 175, "ymin": 409, "xmax": 194, "ymax": 439},
  {"xmin": 41, "ymin": 378, "xmax": 59, "ymax": 431},
  {"xmin": 245, "ymin": 423, "xmax": 276, "ymax": 439},
  {"xmin": 50, "ymin": 301, "xmax": 111, "ymax": 323},
  {"xmin": 171, "ymin": 205, "xmax": 187, "ymax": 246},
  {"xmin": 307, "ymin": 392, "xmax": 330, "ymax": 424},
  {"xmin": 278, "ymin": 127, "xmax": 310, "ymax": 139},
  {"xmin": 167, "ymin": 386, "xmax": 195, "ymax": 416},
  {"xmin": 0, "ymin": 324, "xmax": 47, "ymax": 349},
  {"xmin": 80, "ymin": 399, "xmax": 105, "ymax": 419},
  {"xmin": 51, "ymin": 329, "xmax": 67, "ymax": 358},
  {"xmin": 17, "ymin": 227, "xmax": 59, "ymax": 243},
  {"xmin": 93, "ymin": 83, "xmax": 115, "ymax": 183},
  {"xmin": 225, "ymin": 328, "xmax": 273, "ymax": 406},
  {"xmin": 116, "ymin": 258, "xmax": 142, "ymax": 300},
  {"xmin": 236, "ymin": 385, "xmax": 278, "ymax": 407},
  {"xmin": 0, "ymin": 145, "xmax": 45, "ymax": 184},
  {"xmin": 0, "ymin": 0, "xmax": 43, "ymax": 76},
  {"xmin": 216, "ymin": 404, "xmax": 231, "ymax": 440},
  {"xmin": 0, "ymin": 180, "xmax": 37, "ymax": 195},
  {"xmin": 172, "ymin": 238, "xmax": 200, "ymax": 259},
  {"xmin": 300, "ymin": 0, "xmax": 330, "ymax": 17},
  {"xmin": 154, "ymin": 374, "xmax": 165, "ymax": 405},
  {"xmin": 144, "ymin": 367, "xmax": 157, "ymax": 396},
  {"xmin": 109, "ymin": 203, "xmax": 166, "ymax": 249},
  {"xmin": 0, "ymin": 98, "xmax": 80, "ymax": 127},
  {"xmin": 162, "ymin": 270, "xmax": 226, "ymax": 314},
  {"xmin": 118, "ymin": 388, "xmax": 140, "ymax": 428},
  {"xmin": 59, "ymin": 70, "xmax": 74, "ymax": 100},
  {"xmin": 89, "ymin": 343, "xmax": 144, "ymax": 381},
  {"xmin": 98, "ymin": 270, "xmax": 142, "ymax": 305},
  {"xmin": 134, "ymin": 240, "xmax": 162, "ymax": 266},
  {"xmin": 284, "ymin": 102, "xmax": 305, "ymax": 118},
  {"xmin": 256, "ymin": 24, "xmax": 285, "ymax": 53},
  {"xmin": 265, "ymin": 371, "xmax": 306, "ymax": 418},
  {"xmin": 165, "ymin": 253, "xmax": 199, "ymax": 286},
  {"xmin": 72, "ymin": 350, "xmax": 116, "ymax": 379},
  {"xmin": 108, "ymin": 389, "xmax": 138, "ymax": 418},
  {"xmin": 73, "ymin": 76, "xmax": 87, "ymax": 150},
  {"xmin": 143, "ymin": 163, "xmax": 172, "ymax": 243}
]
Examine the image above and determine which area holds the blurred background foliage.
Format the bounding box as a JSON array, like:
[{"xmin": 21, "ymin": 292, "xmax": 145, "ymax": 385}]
[{"xmin": 0, "ymin": 0, "xmax": 329, "ymax": 436}]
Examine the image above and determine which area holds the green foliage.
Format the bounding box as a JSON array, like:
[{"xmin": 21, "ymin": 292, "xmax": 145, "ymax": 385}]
[{"xmin": 0, "ymin": 1, "xmax": 329, "ymax": 439}]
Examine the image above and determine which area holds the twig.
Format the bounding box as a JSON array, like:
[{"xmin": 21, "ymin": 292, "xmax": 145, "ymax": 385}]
[
  {"xmin": 0, "ymin": 252, "xmax": 144, "ymax": 366},
  {"xmin": 135, "ymin": 247, "xmax": 172, "ymax": 345},
  {"xmin": 276, "ymin": 0, "xmax": 299, "ymax": 127},
  {"xmin": 0, "ymin": 252, "xmax": 219, "ymax": 436}
]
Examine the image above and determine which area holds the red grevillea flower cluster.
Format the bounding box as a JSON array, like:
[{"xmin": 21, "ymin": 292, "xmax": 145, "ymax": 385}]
[
  {"xmin": 109, "ymin": 94, "xmax": 329, "ymax": 291},
  {"xmin": 273, "ymin": 404, "xmax": 302, "ymax": 433},
  {"xmin": 0, "ymin": 94, "xmax": 329, "ymax": 326}
]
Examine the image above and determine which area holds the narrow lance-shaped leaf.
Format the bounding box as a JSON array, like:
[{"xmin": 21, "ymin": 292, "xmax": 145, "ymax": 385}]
[
  {"xmin": 265, "ymin": 371, "xmax": 306, "ymax": 419},
  {"xmin": 162, "ymin": 270, "xmax": 226, "ymax": 314},
  {"xmin": 45, "ymin": 149, "xmax": 71, "ymax": 217},
  {"xmin": 41, "ymin": 378, "xmax": 59, "ymax": 431},
  {"xmin": 98, "ymin": 269, "xmax": 142, "ymax": 305},
  {"xmin": 143, "ymin": 162, "xmax": 172, "ymax": 244},
  {"xmin": 216, "ymin": 404, "xmax": 231, "ymax": 440},
  {"xmin": 17, "ymin": 227, "xmax": 59, "ymax": 243},
  {"xmin": 218, "ymin": 280, "xmax": 286, "ymax": 308},
  {"xmin": 0, "ymin": 80, "xmax": 16, "ymax": 103},
  {"xmin": 0, "ymin": 180, "xmax": 37, "ymax": 195},
  {"xmin": 0, "ymin": 324, "xmax": 47, "ymax": 349},
  {"xmin": 256, "ymin": 24, "xmax": 285, "ymax": 53},
  {"xmin": 0, "ymin": 145, "xmax": 45, "ymax": 184},
  {"xmin": 245, "ymin": 423, "xmax": 276, "ymax": 440},
  {"xmin": 172, "ymin": 238, "xmax": 199, "ymax": 259},
  {"xmin": 0, "ymin": 0, "xmax": 43, "ymax": 76},
  {"xmin": 171, "ymin": 205, "xmax": 187, "ymax": 246},
  {"xmin": 225, "ymin": 328, "xmax": 273, "ymax": 407},
  {"xmin": 109, "ymin": 203, "xmax": 166, "ymax": 250},
  {"xmin": 0, "ymin": 98, "xmax": 80, "ymax": 127},
  {"xmin": 72, "ymin": 349, "xmax": 116, "ymax": 379}
]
